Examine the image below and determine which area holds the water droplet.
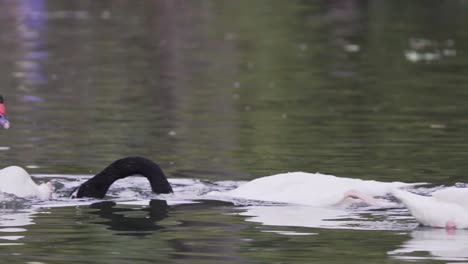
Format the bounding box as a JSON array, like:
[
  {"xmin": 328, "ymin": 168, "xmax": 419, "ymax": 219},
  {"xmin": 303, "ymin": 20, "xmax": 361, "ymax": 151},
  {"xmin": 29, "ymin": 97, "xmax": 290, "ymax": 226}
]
[
  {"xmin": 404, "ymin": 51, "xmax": 421, "ymax": 63},
  {"xmin": 443, "ymin": 49, "xmax": 456, "ymax": 57},
  {"xmin": 344, "ymin": 44, "xmax": 360, "ymax": 53},
  {"xmin": 424, "ymin": 52, "xmax": 440, "ymax": 61},
  {"xmin": 430, "ymin": 124, "xmax": 446, "ymax": 129},
  {"xmin": 298, "ymin": 43, "xmax": 308, "ymax": 51},
  {"xmin": 224, "ymin": 32, "xmax": 237, "ymax": 41},
  {"xmin": 101, "ymin": 10, "xmax": 111, "ymax": 19},
  {"xmin": 446, "ymin": 39, "xmax": 455, "ymax": 47}
]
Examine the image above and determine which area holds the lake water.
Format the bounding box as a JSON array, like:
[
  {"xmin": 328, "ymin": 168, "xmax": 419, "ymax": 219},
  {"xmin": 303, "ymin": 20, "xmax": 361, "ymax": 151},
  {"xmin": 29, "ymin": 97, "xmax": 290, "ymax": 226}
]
[{"xmin": 1, "ymin": 0, "xmax": 468, "ymax": 263}]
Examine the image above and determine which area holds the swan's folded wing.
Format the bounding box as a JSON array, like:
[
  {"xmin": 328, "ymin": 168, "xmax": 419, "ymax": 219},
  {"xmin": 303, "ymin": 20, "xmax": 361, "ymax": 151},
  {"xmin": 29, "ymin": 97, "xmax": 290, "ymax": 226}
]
[
  {"xmin": 432, "ymin": 187, "xmax": 468, "ymax": 208},
  {"xmin": 392, "ymin": 188, "xmax": 431, "ymax": 206}
]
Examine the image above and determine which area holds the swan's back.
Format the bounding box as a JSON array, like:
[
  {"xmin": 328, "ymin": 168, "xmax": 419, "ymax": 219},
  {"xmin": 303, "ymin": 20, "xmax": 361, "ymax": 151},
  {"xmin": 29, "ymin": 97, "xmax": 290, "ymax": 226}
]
[
  {"xmin": 226, "ymin": 172, "xmax": 410, "ymax": 206},
  {"xmin": 0, "ymin": 166, "xmax": 50, "ymax": 198}
]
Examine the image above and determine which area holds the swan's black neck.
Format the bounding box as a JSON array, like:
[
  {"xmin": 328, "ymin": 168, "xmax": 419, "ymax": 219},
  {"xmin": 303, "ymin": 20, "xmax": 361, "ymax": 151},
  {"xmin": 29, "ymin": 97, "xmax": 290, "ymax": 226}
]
[{"xmin": 74, "ymin": 156, "xmax": 173, "ymax": 199}]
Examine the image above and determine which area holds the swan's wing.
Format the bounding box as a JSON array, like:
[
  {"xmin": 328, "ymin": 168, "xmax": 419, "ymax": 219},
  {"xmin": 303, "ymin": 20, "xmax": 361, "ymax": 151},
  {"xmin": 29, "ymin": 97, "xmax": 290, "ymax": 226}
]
[
  {"xmin": 392, "ymin": 188, "xmax": 432, "ymax": 207},
  {"xmin": 432, "ymin": 188, "xmax": 468, "ymax": 208}
]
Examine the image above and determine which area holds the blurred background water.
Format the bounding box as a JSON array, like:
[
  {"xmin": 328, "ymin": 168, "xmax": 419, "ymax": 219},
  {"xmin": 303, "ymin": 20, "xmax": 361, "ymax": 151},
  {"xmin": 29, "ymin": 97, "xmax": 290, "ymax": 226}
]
[{"xmin": 1, "ymin": 0, "xmax": 468, "ymax": 263}]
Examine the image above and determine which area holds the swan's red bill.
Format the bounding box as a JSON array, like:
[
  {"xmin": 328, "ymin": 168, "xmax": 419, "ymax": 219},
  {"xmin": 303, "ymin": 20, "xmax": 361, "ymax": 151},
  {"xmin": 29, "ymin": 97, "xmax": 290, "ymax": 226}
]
[{"xmin": 0, "ymin": 95, "xmax": 10, "ymax": 129}]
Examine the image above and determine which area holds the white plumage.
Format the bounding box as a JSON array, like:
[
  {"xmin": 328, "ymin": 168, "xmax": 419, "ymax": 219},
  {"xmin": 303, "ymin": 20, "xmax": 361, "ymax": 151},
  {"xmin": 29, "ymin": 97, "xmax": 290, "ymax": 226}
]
[
  {"xmin": 223, "ymin": 172, "xmax": 414, "ymax": 207},
  {"xmin": 392, "ymin": 188, "xmax": 468, "ymax": 228},
  {"xmin": 0, "ymin": 166, "xmax": 53, "ymax": 199}
]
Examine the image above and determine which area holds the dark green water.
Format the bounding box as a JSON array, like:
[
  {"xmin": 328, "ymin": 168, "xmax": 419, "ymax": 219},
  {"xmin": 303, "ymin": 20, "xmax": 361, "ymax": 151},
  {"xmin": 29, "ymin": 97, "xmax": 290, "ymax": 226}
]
[{"xmin": 1, "ymin": 0, "xmax": 468, "ymax": 263}]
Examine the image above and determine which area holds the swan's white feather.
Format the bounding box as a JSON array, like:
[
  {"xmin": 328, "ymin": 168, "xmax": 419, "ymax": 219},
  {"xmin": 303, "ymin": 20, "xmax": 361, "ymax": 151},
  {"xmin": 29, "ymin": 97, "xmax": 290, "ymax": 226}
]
[
  {"xmin": 223, "ymin": 172, "xmax": 414, "ymax": 207},
  {"xmin": 431, "ymin": 187, "xmax": 468, "ymax": 208},
  {"xmin": 392, "ymin": 188, "xmax": 468, "ymax": 228},
  {"xmin": 0, "ymin": 166, "xmax": 52, "ymax": 199}
]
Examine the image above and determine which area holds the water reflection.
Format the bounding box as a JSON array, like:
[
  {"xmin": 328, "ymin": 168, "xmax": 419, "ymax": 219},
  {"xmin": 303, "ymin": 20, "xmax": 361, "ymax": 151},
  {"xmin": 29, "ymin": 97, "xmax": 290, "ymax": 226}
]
[
  {"xmin": 166, "ymin": 200, "xmax": 248, "ymax": 263},
  {"xmin": 238, "ymin": 204, "xmax": 418, "ymax": 232},
  {"xmin": 89, "ymin": 199, "xmax": 169, "ymax": 236},
  {"xmin": 325, "ymin": 0, "xmax": 363, "ymax": 79},
  {"xmin": 239, "ymin": 205, "xmax": 354, "ymax": 230},
  {"xmin": 389, "ymin": 228, "xmax": 468, "ymax": 262},
  {"xmin": 0, "ymin": 208, "xmax": 36, "ymax": 246},
  {"xmin": 14, "ymin": 0, "xmax": 48, "ymax": 85},
  {"xmin": 404, "ymin": 38, "xmax": 457, "ymax": 63}
]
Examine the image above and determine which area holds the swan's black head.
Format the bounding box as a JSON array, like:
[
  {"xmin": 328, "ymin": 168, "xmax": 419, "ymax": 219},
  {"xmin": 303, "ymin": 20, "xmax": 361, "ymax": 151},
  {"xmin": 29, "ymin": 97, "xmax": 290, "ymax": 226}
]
[
  {"xmin": 0, "ymin": 95, "xmax": 10, "ymax": 129},
  {"xmin": 72, "ymin": 156, "xmax": 173, "ymax": 199}
]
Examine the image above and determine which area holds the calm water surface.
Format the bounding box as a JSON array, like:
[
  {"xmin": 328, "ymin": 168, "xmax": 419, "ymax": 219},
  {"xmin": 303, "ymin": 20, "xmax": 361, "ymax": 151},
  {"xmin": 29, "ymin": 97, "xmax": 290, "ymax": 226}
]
[{"xmin": 1, "ymin": 0, "xmax": 468, "ymax": 263}]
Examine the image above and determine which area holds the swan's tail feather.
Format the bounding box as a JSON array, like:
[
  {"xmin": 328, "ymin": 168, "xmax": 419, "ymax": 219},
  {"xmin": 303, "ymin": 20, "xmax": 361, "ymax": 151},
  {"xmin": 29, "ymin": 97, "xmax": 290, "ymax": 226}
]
[
  {"xmin": 392, "ymin": 187, "xmax": 457, "ymax": 228},
  {"xmin": 391, "ymin": 188, "xmax": 431, "ymax": 207}
]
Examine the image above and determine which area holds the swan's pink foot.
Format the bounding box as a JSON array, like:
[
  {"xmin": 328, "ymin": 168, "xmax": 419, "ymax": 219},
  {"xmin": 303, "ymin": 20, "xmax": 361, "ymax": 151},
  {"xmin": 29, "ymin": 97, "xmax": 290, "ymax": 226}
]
[
  {"xmin": 445, "ymin": 219, "xmax": 456, "ymax": 230},
  {"xmin": 343, "ymin": 189, "xmax": 378, "ymax": 206},
  {"xmin": 47, "ymin": 181, "xmax": 55, "ymax": 191},
  {"xmin": 344, "ymin": 190, "xmax": 360, "ymax": 199}
]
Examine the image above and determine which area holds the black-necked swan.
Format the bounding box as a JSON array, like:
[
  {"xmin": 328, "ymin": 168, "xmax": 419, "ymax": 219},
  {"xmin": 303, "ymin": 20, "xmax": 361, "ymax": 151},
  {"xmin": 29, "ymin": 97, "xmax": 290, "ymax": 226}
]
[
  {"xmin": 0, "ymin": 166, "xmax": 53, "ymax": 199},
  {"xmin": 70, "ymin": 156, "xmax": 173, "ymax": 199},
  {"xmin": 0, "ymin": 156, "xmax": 173, "ymax": 200},
  {"xmin": 0, "ymin": 95, "xmax": 10, "ymax": 129},
  {"xmin": 215, "ymin": 172, "xmax": 421, "ymax": 207},
  {"xmin": 392, "ymin": 187, "xmax": 468, "ymax": 229}
]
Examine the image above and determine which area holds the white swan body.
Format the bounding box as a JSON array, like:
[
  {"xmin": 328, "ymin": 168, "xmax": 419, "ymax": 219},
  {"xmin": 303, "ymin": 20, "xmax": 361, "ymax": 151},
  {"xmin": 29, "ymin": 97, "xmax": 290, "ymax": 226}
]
[
  {"xmin": 0, "ymin": 166, "xmax": 53, "ymax": 199},
  {"xmin": 223, "ymin": 172, "xmax": 414, "ymax": 207},
  {"xmin": 392, "ymin": 188, "xmax": 468, "ymax": 228}
]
